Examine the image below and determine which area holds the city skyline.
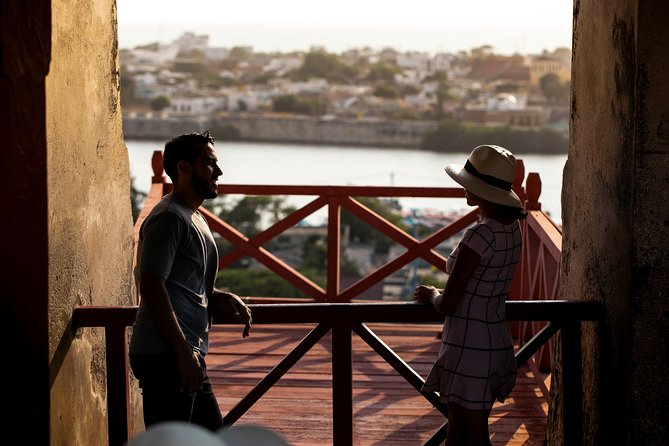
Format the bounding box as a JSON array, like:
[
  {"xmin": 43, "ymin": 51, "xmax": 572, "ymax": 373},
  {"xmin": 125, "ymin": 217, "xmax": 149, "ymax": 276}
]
[{"xmin": 117, "ymin": 0, "xmax": 573, "ymax": 55}]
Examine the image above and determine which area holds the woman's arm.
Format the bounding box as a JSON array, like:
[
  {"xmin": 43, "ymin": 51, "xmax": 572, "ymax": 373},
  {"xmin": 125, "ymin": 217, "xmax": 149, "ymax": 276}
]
[{"xmin": 414, "ymin": 244, "xmax": 480, "ymax": 315}]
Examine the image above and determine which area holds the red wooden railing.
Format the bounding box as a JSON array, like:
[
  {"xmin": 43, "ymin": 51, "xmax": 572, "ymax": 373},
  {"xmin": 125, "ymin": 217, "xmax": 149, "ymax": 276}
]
[
  {"xmin": 73, "ymin": 301, "xmax": 600, "ymax": 446},
  {"xmin": 80, "ymin": 150, "xmax": 573, "ymax": 445},
  {"xmin": 137, "ymin": 150, "xmax": 561, "ymax": 370},
  {"xmin": 136, "ymin": 151, "xmax": 555, "ymax": 302},
  {"xmin": 509, "ymin": 172, "xmax": 563, "ymax": 372}
]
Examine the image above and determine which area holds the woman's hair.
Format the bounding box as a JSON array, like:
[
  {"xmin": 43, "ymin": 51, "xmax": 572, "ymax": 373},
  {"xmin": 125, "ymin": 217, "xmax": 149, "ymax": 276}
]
[
  {"xmin": 498, "ymin": 203, "xmax": 528, "ymax": 220},
  {"xmin": 163, "ymin": 131, "xmax": 216, "ymax": 181}
]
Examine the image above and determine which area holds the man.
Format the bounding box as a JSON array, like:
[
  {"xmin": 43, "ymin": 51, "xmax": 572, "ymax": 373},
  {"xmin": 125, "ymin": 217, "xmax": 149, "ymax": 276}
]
[{"xmin": 129, "ymin": 131, "xmax": 252, "ymax": 431}]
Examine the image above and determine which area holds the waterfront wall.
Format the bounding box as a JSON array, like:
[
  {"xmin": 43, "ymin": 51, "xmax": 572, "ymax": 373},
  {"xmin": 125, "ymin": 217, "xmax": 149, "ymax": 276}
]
[{"xmin": 122, "ymin": 112, "xmax": 438, "ymax": 148}]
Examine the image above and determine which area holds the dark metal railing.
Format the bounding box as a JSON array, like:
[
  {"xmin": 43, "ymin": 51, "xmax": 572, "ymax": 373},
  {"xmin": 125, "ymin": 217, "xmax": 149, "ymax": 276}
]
[{"xmin": 72, "ymin": 300, "xmax": 600, "ymax": 446}]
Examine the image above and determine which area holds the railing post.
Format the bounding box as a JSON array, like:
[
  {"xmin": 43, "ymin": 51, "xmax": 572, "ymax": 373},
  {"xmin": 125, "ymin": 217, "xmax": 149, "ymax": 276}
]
[
  {"xmin": 331, "ymin": 307, "xmax": 352, "ymax": 445},
  {"xmin": 561, "ymin": 320, "xmax": 583, "ymax": 446},
  {"xmin": 327, "ymin": 197, "xmax": 341, "ymax": 302},
  {"xmin": 525, "ymin": 172, "xmax": 542, "ymax": 211},
  {"xmin": 151, "ymin": 150, "xmax": 165, "ymax": 184},
  {"xmin": 105, "ymin": 324, "xmax": 131, "ymax": 446}
]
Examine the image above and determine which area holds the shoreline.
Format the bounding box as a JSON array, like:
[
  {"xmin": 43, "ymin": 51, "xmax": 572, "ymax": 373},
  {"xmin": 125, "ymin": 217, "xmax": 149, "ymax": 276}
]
[{"xmin": 122, "ymin": 113, "xmax": 568, "ymax": 154}]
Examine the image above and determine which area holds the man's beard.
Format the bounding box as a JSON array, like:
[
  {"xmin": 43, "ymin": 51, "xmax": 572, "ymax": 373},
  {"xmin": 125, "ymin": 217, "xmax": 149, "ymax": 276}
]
[{"xmin": 192, "ymin": 172, "xmax": 217, "ymax": 199}]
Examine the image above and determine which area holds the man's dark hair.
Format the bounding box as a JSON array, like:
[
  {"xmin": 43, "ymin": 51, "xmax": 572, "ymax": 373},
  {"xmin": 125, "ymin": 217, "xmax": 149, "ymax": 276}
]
[{"xmin": 163, "ymin": 131, "xmax": 216, "ymax": 181}]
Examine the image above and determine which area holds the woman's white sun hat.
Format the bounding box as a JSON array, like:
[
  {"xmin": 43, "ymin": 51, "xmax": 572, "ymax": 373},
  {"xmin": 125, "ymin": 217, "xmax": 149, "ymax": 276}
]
[{"xmin": 445, "ymin": 144, "xmax": 523, "ymax": 208}]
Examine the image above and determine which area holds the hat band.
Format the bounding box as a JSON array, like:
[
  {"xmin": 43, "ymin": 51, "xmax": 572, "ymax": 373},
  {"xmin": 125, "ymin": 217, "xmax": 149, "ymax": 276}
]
[{"xmin": 464, "ymin": 160, "xmax": 513, "ymax": 191}]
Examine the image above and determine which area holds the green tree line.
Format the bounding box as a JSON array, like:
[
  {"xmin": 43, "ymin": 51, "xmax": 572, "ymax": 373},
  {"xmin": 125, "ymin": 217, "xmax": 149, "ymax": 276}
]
[{"xmin": 420, "ymin": 120, "xmax": 567, "ymax": 154}]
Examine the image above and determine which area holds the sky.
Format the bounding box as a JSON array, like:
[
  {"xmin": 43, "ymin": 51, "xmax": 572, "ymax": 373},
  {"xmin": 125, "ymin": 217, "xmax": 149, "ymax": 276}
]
[{"xmin": 117, "ymin": 0, "xmax": 573, "ymax": 55}]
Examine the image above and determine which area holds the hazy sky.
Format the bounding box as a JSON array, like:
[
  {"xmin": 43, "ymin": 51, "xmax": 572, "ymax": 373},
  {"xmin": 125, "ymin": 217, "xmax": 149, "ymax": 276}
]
[{"xmin": 117, "ymin": 0, "xmax": 573, "ymax": 54}]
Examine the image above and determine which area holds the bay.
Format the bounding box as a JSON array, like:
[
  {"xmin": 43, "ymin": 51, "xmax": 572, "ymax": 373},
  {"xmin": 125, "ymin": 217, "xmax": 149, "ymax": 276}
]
[{"xmin": 126, "ymin": 139, "xmax": 566, "ymax": 224}]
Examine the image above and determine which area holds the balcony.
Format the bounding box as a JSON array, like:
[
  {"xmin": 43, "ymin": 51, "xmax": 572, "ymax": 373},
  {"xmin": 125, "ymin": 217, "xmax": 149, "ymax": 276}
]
[{"xmin": 73, "ymin": 151, "xmax": 600, "ymax": 445}]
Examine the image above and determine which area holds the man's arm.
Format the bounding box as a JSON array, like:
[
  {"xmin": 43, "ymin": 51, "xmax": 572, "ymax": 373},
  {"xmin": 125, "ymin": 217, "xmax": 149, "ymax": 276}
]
[
  {"xmin": 139, "ymin": 272, "xmax": 204, "ymax": 395},
  {"xmin": 210, "ymin": 289, "xmax": 252, "ymax": 338}
]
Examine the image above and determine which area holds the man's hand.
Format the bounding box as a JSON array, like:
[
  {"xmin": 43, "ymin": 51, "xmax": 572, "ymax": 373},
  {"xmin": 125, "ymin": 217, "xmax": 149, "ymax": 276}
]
[
  {"xmin": 212, "ymin": 290, "xmax": 252, "ymax": 338},
  {"xmin": 228, "ymin": 293, "xmax": 252, "ymax": 338},
  {"xmin": 177, "ymin": 348, "xmax": 205, "ymax": 397}
]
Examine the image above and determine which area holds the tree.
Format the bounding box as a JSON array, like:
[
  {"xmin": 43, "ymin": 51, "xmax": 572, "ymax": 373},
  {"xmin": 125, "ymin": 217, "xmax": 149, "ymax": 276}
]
[
  {"xmin": 292, "ymin": 51, "xmax": 358, "ymax": 83},
  {"xmin": 539, "ymin": 73, "xmax": 570, "ymax": 103},
  {"xmin": 434, "ymin": 84, "xmax": 454, "ymax": 119},
  {"xmin": 130, "ymin": 176, "xmax": 147, "ymax": 223},
  {"xmin": 228, "ymin": 46, "xmax": 252, "ymax": 62},
  {"xmin": 342, "ymin": 197, "xmax": 408, "ymax": 244},
  {"xmin": 300, "ymin": 234, "xmax": 327, "ymax": 271},
  {"xmin": 420, "ymin": 119, "xmax": 568, "ymax": 153},
  {"xmin": 119, "ymin": 66, "xmax": 137, "ymax": 107},
  {"xmin": 149, "ymin": 95, "xmax": 171, "ymax": 111},
  {"xmin": 272, "ymin": 94, "xmax": 326, "ymax": 116},
  {"xmin": 216, "ymin": 268, "xmax": 319, "ymax": 298},
  {"xmin": 366, "ymin": 63, "xmax": 399, "ymax": 82},
  {"xmin": 373, "ymin": 84, "xmax": 400, "ymax": 99},
  {"xmin": 214, "ymin": 195, "xmax": 296, "ymax": 237}
]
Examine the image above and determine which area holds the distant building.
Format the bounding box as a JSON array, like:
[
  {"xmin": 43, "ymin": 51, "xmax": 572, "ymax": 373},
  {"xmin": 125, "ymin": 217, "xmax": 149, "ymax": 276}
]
[
  {"xmin": 396, "ymin": 51, "xmax": 430, "ymax": 72},
  {"xmin": 170, "ymin": 96, "xmax": 227, "ymax": 115},
  {"xmin": 173, "ymin": 32, "xmax": 209, "ymax": 52},
  {"xmin": 486, "ymin": 93, "xmax": 527, "ymax": 111},
  {"xmin": 203, "ymin": 47, "xmax": 230, "ymax": 61},
  {"xmin": 430, "ymin": 53, "xmax": 452, "ymax": 73},
  {"xmin": 467, "ymin": 56, "xmax": 530, "ymax": 83},
  {"xmin": 530, "ymin": 56, "xmax": 571, "ymax": 85},
  {"xmin": 508, "ymin": 107, "xmax": 546, "ymax": 128}
]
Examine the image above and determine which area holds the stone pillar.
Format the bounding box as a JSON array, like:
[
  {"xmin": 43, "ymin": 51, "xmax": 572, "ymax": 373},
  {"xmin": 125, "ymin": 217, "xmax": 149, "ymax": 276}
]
[
  {"xmin": 0, "ymin": 1, "xmax": 136, "ymax": 444},
  {"xmin": 553, "ymin": 0, "xmax": 669, "ymax": 444}
]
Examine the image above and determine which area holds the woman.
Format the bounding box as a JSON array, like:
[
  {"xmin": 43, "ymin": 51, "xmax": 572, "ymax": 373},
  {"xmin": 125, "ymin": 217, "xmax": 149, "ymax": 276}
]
[{"xmin": 414, "ymin": 144, "xmax": 525, "ymax": 446}]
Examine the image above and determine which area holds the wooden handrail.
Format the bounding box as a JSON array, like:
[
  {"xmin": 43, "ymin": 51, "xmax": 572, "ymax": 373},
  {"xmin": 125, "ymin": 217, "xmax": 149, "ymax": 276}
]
[{"xmin": 72, "ymin": 300, "xmax": 600, "ymax": 446}]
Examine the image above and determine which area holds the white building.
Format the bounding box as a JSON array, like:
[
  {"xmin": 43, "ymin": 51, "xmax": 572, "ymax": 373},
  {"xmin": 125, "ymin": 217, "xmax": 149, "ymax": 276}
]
[
  {"xmin": 263, "ymin": 57, "xmax": 303, "ymax": 76},
  {"xmin": 204, "ymin": 47, "xmax": 230, "ymax": 61},
  {"xmin": 173, "ymin": 32, "xmax": 209, "ymax": 52},
  {"xmin": 130, "ymin": 45, "xmax": 180, "ymax": 66},
  {"xmin": 486, "ymin": 93, "xmax": 527, "ymax": 111},
  {"xmin": 170, "ymin": 96, "xmax": 227, "ymax": 115},
  {"xmin": 396, "ymin": 51, "xmax": 430, "ymax": 72},
  {"xmin": 430, "ymin": 53, "xmax": 452, "ymax": 73},
  {"xmin": 222, "ymin": 90, "xmax": 273, "ymax": 112}
]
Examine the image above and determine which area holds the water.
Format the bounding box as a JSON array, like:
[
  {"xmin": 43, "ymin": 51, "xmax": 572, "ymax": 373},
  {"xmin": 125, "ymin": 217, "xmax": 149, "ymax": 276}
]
[{"xmin": 126, "ymin": 139, "xmax": 566, "ymax": 224}]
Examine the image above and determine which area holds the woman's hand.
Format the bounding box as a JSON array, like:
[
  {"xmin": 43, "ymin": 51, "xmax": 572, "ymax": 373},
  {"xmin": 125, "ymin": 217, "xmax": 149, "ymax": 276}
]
[{"xmin": 413, "ymin": 285, "xmax": 440, "ymax": 303}]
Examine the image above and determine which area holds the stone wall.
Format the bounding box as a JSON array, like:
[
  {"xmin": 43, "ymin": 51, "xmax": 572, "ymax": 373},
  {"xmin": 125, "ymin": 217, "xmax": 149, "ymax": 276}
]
[
  {"xmin": 45, "ymin": 1, "xmax": 137, "ymax": 444},
  {"xmin": 1, "ymin": 1, "xmax": 137, "ymax": 445},
  {"xmin": 554, "ymin": 0, "xmax": 669, "ymax": 444}
]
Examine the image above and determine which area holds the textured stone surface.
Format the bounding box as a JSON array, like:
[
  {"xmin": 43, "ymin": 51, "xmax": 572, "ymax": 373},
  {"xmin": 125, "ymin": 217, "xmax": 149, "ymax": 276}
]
[
  {"xmin": 555, "ymin": 0, "xmax": 669, "ymax": 444},
  {"xmin": 45, "ymin": 1, "xmax": 136, "ymax": 444}
]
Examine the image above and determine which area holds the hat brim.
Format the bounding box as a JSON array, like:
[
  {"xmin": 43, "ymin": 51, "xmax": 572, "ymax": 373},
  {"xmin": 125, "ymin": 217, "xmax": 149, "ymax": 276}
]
[{"xmin": 445, "ymin": 164, "xmax": 523, "ymax": 208}]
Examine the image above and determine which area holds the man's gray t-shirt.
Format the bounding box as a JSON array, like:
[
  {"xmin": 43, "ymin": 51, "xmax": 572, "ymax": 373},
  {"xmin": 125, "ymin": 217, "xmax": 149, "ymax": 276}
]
[{"xmin": 129, "ymin": 194, "xmax": 218, "ymax": 357}]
